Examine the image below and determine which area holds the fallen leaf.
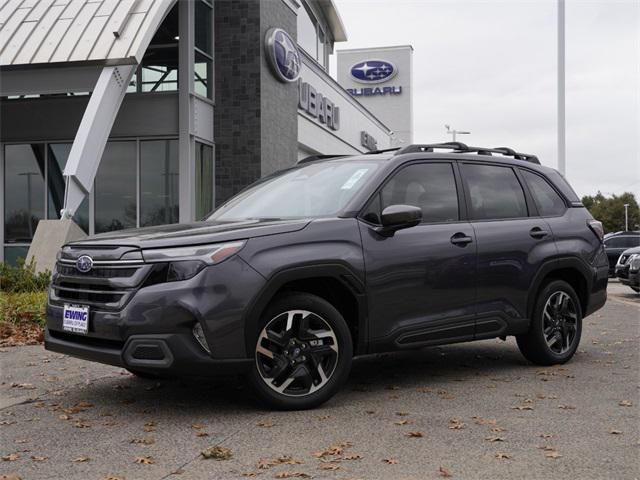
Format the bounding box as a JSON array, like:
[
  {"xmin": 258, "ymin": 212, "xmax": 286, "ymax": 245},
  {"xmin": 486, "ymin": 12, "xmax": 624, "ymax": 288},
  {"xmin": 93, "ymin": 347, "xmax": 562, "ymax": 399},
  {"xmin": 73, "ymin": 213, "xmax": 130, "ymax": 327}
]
[
  {"xmin": 485, "ymin": 436, "xmax": 505, "ymax": 442},
  {"xmin": 143, "ymin": 421, "xmax": 156, "ymax": 432},
  {"xmin": 316, "ymin": 415, "xmax": 330, "ymax": 420},
  {"xmin": 394, "ymin": 420, "xmax": 410, "ymax": 426},
  {"xmin": 73, "ymin": 419, "xmax": 91, "ymax": 428},
  {"xmin": 274, "ymin": 472, "xmax": 310, "ymax": 479},
  {"xmin": 395, "ymin": 412, "xmax": 409, "ymax": 416},
  {"xmin": 30, "ymin": 455, "xmax": 47, "ymax": 461},
  {"xmin": 545, "ymin": 451, "xmax": 562, "ymax": 459},
  {"xmin": 196, "ymin": 432, "xmax": 209, "ymax": 437},
  {"xmin": 103, "ymin": 476, "xmax": 125, "ymax": 480},
  {"xmin": 72, "ymin": 456, "xmax": 90, "ymax": 463},
  {"xmin": 439, "ymin": 466, "xmax": 453, "ymax": 478},
  {"xmin": 406, "ymin": 431, "xmax": 423, "ymax": 438},
  {"xmin": 257, "ymin": 421, "xmax": 274, "ymax": 428},
  {"xmin": 512, "ymin": 405, "xmax": 534, "ymax": 411},
  {"xmin": 558, "ymin": 404, "xmax": 575, "ymax": 410},
  {"xmin": 131, "ymin": 437, "xmax": 155, "ymax": 445},
  {"xmin": 495, "ymin": 453, "xmax": 512, "ymax": 460},
  {"xmin": 241, "ymin": 472, "xmax": 260, "ymax": 477},
  {"xmin": 2, "ymin": 453, "xmax": 20, "ymax": 461},
  {"xmin": 191, "ymin": 423, "xmax": 204, "ymax": 430},
  {"xmin": 472, "ymin": 417, "xmax": 496, "ymax": 425},
  {"xmin": 490, "ymin": 427, "xmax": 506, "ymax": 433},
  {"xmin": 134, "ymin": 455, "xmax": 155, "ymax": 465},
  {"xmin": 318, "ymin": 463, "xmax": 340, "ymax": 470},
  {"xmin": 201, "ymin": 446, "xmax": 232, "ymax": 460},
  {"xmin": 539, "ymin": 433, "xmax": 553, "ymax": 439},
  {"xmin": 343, "ymin": 453, "xmax": 362, "ymax": 460},
  {"xmin": 0, "ymin": 472, "xmax": 22, "ymax": 480},
  {"xmin": 610, "ymin": 429, "xmax": 622, "ymax": 435},
  {"xmin": 383, "ymin": 458, "xmax": 399, "ymax": 464},
  {"xmin": 448, "ymin": 418, "xmax": 465, "ymax": 430},
  {"xmin": 416, "ymin": 387, "xmax": 433, "ymax": 393},
  {"xmin": 619, "ymin": 400, "xmax": 633, "ymax": 407}
]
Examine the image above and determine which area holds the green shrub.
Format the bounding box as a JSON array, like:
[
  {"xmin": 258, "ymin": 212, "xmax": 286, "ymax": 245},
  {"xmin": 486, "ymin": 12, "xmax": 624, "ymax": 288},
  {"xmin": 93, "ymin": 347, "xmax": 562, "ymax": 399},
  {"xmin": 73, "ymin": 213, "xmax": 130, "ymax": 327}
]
[
  {"xmin": 0, "ymin": 258, "xmax": 51, "ymax": 293},
  {"xmin": 0, "ymin": 291, "xmax": 48, "ymax": 325}
]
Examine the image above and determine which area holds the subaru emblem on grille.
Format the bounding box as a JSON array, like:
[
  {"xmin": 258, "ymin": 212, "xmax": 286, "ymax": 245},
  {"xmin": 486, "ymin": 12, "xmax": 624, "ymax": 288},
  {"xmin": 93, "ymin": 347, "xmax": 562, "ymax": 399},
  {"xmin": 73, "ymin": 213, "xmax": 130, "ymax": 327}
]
[{"xmin": 76, "ymin": 255, "xmax": 94, "ymax": 273}]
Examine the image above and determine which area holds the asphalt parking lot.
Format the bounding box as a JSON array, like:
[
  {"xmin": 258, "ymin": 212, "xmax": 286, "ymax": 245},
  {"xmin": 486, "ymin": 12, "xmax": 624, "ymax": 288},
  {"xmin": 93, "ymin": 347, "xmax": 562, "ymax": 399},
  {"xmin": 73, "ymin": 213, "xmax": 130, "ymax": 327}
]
[{"xmin": 1, "ymin": 281, "xmax": 638, "ymax": 480}]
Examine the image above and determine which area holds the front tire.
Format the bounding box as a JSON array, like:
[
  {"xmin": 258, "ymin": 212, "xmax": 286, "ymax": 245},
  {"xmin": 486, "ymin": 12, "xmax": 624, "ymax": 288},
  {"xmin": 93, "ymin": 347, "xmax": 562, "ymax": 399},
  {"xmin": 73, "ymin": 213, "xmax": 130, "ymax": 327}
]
[
  {"xmin": 517, "ymin": 280, "xmax": 582, "ymax": 365},
  {"xmin": 248, "ymin": 292, "xmax": 353, "ymax": 410}
]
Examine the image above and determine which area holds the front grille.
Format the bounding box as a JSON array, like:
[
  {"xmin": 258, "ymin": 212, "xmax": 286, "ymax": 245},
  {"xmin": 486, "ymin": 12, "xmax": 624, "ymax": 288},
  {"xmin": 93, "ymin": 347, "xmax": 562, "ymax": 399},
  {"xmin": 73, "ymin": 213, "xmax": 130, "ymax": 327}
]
[
  {"xmin": 56, "ymin": 265, "xmax": 138, "ymax": 278},
  {"xmin": 51, "ymin": 248, "xmax": 152, "ymax": 311}
]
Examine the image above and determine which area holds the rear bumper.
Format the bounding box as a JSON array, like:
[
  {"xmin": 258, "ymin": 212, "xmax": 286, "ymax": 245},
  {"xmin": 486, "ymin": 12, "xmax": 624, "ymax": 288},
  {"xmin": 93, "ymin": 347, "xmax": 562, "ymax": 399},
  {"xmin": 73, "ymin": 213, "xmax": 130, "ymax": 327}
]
[{"xmin": 45, "ymin": 328, "xmax": 252, "ymax": 376}]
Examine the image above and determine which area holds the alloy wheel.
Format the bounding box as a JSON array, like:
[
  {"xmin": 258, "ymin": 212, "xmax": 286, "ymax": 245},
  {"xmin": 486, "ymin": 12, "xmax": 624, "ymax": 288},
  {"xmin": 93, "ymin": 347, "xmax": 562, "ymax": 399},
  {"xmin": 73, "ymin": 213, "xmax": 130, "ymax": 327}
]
[
  {"xmin": 255, "ymin": 310, "xmax": 339, "ymax": 397},
  {"xmin": 542, "ymin": 291, "xmax": 578, "ymax": 354}
]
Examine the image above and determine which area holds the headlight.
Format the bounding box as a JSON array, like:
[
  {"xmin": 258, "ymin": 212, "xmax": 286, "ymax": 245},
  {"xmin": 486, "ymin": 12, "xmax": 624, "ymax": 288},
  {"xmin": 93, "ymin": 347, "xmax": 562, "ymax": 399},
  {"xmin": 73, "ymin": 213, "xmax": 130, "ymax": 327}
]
[
  {"xmin": 142, "ymin": 241, "xmax": 246, "ymax": 264},
  {"xmin": 140, "ymin": 241, "xmax": 246, "ymax": 284},
  {"xmin": 629, "ymin": 254, "xmax": 640, "ymax": 271}
]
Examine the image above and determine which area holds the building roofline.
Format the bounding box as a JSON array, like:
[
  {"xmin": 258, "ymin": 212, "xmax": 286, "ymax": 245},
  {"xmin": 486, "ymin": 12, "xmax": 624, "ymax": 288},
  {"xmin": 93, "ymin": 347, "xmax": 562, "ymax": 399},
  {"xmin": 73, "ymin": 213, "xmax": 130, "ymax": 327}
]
[
  {"xmin": 336, "ymin": 45, "xmax": 414, "ymax": 53},
  {"xmin": 316, "ymin": 0, "xmax": 348, "ymax": 42}
]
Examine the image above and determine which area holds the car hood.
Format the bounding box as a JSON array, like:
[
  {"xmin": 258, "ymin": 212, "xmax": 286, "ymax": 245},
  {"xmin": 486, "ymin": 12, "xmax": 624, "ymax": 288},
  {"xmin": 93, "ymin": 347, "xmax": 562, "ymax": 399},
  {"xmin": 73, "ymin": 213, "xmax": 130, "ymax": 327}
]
[
  {"xmin": 622, "ymin": 246, "xmax": 640, "ymax": 256},
  {"xmin": 67, "ymin": 218, "xmax": 312, "ymax": 250}
]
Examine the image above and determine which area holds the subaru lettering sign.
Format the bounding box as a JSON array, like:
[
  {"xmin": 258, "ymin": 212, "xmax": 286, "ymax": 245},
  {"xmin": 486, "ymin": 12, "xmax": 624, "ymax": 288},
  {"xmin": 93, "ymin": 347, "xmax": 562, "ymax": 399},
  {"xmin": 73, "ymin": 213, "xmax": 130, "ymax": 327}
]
[
  {"xmin": 265, "ymin": 28, "xmax": 301, "ymax": 83},
  {"xmin": 350, "ymin": 59, "xmax": 397, "ymax": 84}
]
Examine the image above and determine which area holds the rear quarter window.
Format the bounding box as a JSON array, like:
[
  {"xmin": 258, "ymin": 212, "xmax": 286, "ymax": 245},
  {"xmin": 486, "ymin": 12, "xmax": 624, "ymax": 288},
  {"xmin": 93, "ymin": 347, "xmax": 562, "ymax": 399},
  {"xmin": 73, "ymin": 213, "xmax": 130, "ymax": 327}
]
[
  {"xmin": 545, "ymin": 170, "xmax": 581, "ymax": 204},
  {"xmin": 521, "ymin": 170, "xmax": 567, "ymax": 216}
]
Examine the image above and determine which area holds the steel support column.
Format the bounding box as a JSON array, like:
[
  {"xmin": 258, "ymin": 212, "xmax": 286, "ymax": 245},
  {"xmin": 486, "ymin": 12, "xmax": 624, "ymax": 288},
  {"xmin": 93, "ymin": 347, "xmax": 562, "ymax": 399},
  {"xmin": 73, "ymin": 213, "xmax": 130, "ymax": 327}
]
[{"xmin": 61, "ymin": 64, "xmax": 136, "ymax": 218}]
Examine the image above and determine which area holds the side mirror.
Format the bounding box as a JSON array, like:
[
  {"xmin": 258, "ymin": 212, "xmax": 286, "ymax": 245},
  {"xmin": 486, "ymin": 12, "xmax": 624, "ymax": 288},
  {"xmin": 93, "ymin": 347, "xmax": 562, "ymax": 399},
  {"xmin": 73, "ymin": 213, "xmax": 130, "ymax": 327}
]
[{"xmin": 374, "ymin": 204, "xmax": 422, "ymax": 237}]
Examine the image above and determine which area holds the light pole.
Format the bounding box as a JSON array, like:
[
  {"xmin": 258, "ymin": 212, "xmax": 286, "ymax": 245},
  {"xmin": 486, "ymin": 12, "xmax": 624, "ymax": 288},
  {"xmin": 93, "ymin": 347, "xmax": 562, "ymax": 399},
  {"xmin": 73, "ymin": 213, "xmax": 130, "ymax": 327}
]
[
  {"xmin": 624, "ymin": 203, "xmax": 629, "ymax": 231},
  {"xmin": 558, "ymin": 0, "xmax": 566, "ymax": 175},
  {"xmin": 445, "ymin": 125, "xmax": 471, "ymax": 142}
]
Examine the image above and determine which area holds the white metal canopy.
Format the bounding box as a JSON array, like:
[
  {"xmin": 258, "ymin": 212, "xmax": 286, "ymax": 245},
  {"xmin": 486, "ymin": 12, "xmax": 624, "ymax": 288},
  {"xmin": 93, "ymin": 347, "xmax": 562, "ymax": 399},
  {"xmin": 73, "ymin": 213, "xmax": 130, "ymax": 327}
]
[{"xmin": 0, "ymin": 0, "xmax": 177, "ymax": 218}]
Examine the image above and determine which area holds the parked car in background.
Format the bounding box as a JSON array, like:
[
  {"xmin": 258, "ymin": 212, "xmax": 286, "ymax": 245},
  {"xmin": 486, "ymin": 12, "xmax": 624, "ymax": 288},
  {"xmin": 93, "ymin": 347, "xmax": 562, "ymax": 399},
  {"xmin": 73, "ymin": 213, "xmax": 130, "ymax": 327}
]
[
  {"xmin": 44, "ymin": 142, "xmax": 608, "ymax": 409},
  {"xmin": 615, "ymin": 246, "xmax": 640, "ymax": 293},
  {"xmin": 604, "ymin": 232, "xmax": 640, "ymax": 276}
]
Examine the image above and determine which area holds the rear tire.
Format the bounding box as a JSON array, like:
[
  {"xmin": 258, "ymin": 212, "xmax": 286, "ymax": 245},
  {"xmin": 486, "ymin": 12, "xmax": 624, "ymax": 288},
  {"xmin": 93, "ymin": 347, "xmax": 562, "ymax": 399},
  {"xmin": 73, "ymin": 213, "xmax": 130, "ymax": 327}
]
[
  {"xmin": 248, "ymin": 292, "xmax": 353, "ymax": 410},
  {"xmin": 517, "ymin": 280, "xmax": 582, "ymax": 366}
]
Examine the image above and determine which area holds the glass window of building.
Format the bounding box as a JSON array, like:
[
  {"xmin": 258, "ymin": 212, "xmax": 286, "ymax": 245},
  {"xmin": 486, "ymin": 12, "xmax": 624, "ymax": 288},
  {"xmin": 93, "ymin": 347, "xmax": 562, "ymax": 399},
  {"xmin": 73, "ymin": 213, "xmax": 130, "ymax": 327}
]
[
  {"xmin": 297, "ymin": 3, "xmax": 318, "ymax": 59},
  {"xmin": 131, "ymin": 4, "xmax": 179, "ymax": 93},
  {"xmin": 4, "ymin": 144, "xmax": 45, "ymax": 243},
  {"xmin": 195, "ymin": 142, "xmax": 214, "ymax": 219},
  {"xmin": 95, "ymin": 142, "xmax": 137, "ymax": 233},
  {"xmin": 140, "ymin": 140, "xmax": 179, "ymax": 227},
  {"xmin": 194, "ymin": 0, "xmax": 213, "ymax": 99},
  {"xmin": 47, "ymin": 143, "xmax": 89, "ymax": 232}
]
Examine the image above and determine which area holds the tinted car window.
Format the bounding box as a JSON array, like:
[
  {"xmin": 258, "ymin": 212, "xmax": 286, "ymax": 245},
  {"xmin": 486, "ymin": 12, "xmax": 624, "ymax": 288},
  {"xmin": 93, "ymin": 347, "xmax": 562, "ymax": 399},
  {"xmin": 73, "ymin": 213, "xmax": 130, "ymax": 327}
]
[
  {"xmin": 607, "ymin": 236, "xmax": 640, "ymax": 248},
  {"xmin": 373, "ymin": 163, "xmax": 459, "ymax": 224},
  {"xmin": 521, "ymin": 170, "xmax": 566, "ymax": 216},
  {"xmin": 462, "ymin": 164, "xmax": 527, "ymax": 220}
]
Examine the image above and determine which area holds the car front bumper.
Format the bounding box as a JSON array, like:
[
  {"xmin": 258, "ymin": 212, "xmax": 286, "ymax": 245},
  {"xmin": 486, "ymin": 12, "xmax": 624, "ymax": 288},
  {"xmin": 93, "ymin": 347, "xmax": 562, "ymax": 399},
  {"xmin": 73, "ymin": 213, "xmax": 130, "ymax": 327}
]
[{"xmin": 45, "ymin": 256, "xmax": 265, "ymax": 376}]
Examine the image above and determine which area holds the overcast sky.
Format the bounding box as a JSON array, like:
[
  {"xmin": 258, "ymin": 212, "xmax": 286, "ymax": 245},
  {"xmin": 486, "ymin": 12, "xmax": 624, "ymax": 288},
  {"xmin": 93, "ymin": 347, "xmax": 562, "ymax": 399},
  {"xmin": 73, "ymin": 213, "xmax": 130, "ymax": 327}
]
[{"xmin": 331, "ymin": 0, "xmax": 640, "ymax": 198}]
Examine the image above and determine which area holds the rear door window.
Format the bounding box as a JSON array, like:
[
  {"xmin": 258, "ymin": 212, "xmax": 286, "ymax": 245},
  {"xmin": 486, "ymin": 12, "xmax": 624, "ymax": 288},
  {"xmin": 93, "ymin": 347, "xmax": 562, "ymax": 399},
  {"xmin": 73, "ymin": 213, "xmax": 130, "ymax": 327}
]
[
  {"xmin": 521, "ymin": 170, "xmax": 567, "ymax": 216},
  {"xmin": 461, "ymin": 164, "xmax": 528, "ymax": 220}
]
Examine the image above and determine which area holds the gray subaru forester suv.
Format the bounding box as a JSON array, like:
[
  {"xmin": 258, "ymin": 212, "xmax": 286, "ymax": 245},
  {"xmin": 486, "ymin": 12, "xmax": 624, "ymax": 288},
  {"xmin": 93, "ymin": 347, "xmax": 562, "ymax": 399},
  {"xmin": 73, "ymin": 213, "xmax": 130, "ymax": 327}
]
[{"xmin": 46, "ymin": 142, "xmax": 608, "ymax": 409}]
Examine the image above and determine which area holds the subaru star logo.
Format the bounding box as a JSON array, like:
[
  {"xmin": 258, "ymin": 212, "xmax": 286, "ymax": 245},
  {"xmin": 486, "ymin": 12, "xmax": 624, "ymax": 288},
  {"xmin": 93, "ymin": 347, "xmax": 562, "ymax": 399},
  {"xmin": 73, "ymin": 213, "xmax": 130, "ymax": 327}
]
[
  {"xmin": 350, "ymin": 59, "xmax": 397, "ymax": 84},
  {"xmin": 265, "ymin": 28, "xmax": 301, "ymax": 83},
  {"xmin": 76, "ymin": 255, "xmax": 93, "ymax": 273}
]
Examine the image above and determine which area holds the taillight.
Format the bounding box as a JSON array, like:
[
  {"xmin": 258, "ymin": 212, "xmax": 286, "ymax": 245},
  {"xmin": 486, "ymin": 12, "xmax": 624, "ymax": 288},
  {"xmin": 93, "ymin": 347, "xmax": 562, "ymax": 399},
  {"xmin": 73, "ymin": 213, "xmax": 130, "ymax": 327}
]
[{"xmin": 587, "ymin": 219, "xmax": 604, "ymax": 242}]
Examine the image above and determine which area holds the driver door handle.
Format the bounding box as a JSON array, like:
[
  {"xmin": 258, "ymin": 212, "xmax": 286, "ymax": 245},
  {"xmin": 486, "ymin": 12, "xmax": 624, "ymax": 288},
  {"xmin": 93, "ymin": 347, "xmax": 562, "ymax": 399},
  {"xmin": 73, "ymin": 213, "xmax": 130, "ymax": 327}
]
[
  {"xmin": 530, "ymin": 227, "xmax": 549, "ymax": 239},
  {"xmin": 450, "ymin": 233, "xmax": 473, "ymax": 246}
]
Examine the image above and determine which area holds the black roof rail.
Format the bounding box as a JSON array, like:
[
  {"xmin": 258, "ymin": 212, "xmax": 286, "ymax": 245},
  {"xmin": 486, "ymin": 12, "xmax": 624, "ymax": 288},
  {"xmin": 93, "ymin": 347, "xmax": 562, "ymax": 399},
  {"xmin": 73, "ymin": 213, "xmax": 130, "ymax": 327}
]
[
  {"xmin": 363, "ymin": 147, "xmax": 402, "ymax": 155},
  {"xmin": 394, "ymin": 143, "xmax": 540, "ymax": 165},
  {"xmin": 297, "ymin": 154, "xmax": 346, "ymax": 164}
]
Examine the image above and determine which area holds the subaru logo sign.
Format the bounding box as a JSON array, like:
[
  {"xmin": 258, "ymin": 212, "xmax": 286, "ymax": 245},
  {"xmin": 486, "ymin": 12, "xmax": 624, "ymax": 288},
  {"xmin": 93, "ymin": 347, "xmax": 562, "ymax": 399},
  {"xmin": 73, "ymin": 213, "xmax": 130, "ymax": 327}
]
[
  {"xmin": 265, "ymin": 28, "xmax": 301, "ymax": 83},
  {"xmin": 75, "ymin": 255, "xmax": 93, "ymax": 273},
  {"xmin": 350, "ymin": 60, "xmax": 397, "ymax": 84}
]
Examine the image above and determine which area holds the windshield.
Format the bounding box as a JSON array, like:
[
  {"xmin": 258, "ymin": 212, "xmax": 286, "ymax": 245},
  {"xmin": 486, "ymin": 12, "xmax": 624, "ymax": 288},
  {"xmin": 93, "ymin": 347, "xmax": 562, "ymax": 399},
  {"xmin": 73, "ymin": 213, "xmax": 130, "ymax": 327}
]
[{"xmin": 208, "ymin": 161, "xmax": 380, "ymax": 221}]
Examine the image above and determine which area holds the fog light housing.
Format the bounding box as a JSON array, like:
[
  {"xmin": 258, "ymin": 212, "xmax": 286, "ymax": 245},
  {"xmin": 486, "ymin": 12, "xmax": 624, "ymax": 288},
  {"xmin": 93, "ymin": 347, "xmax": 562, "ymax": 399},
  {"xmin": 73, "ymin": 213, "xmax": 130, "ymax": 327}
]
[{"xmin": 192, "ymin": 323, "xmax": 211, "ymax": 354}]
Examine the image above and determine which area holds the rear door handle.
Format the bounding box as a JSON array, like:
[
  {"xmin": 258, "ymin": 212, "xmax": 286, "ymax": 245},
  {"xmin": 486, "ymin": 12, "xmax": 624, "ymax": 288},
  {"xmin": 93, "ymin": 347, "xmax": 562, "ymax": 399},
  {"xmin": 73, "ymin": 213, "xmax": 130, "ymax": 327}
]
[
  {"xmin": 450, "ymin": 233, "xmax": 473, "ymax": 246},
  {"xmin": 530, "ymin": 227, "xmax": 549, "ymax": 239}
]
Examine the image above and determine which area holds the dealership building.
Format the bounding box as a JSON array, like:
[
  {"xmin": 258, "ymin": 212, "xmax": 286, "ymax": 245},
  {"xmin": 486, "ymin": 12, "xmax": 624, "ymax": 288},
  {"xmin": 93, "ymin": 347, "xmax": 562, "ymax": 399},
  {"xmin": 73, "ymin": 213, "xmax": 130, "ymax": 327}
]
[{"xmin": 0, "ymin": 0, "xmax": 413, "ymax": 265}]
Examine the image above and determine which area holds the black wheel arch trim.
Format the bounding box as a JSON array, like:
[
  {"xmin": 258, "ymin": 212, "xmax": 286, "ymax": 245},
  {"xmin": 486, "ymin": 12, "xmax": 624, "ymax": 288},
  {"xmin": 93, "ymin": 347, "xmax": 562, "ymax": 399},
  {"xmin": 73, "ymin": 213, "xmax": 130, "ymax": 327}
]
[
  {"xmin": 527, "ymin": 256, "xmax": 594, "ymax": 320},
  {"xmin": 243, "ymin": 263, "xmax": 368, "ymax": 356}
]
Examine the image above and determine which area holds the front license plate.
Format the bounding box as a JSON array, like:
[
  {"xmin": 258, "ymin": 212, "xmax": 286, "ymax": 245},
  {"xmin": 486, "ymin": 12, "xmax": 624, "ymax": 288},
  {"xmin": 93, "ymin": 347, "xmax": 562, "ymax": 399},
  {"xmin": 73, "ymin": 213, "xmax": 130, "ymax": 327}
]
[{"xmin": 62, "ymin": 304, "xmax": 89, "ymax": 334}]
